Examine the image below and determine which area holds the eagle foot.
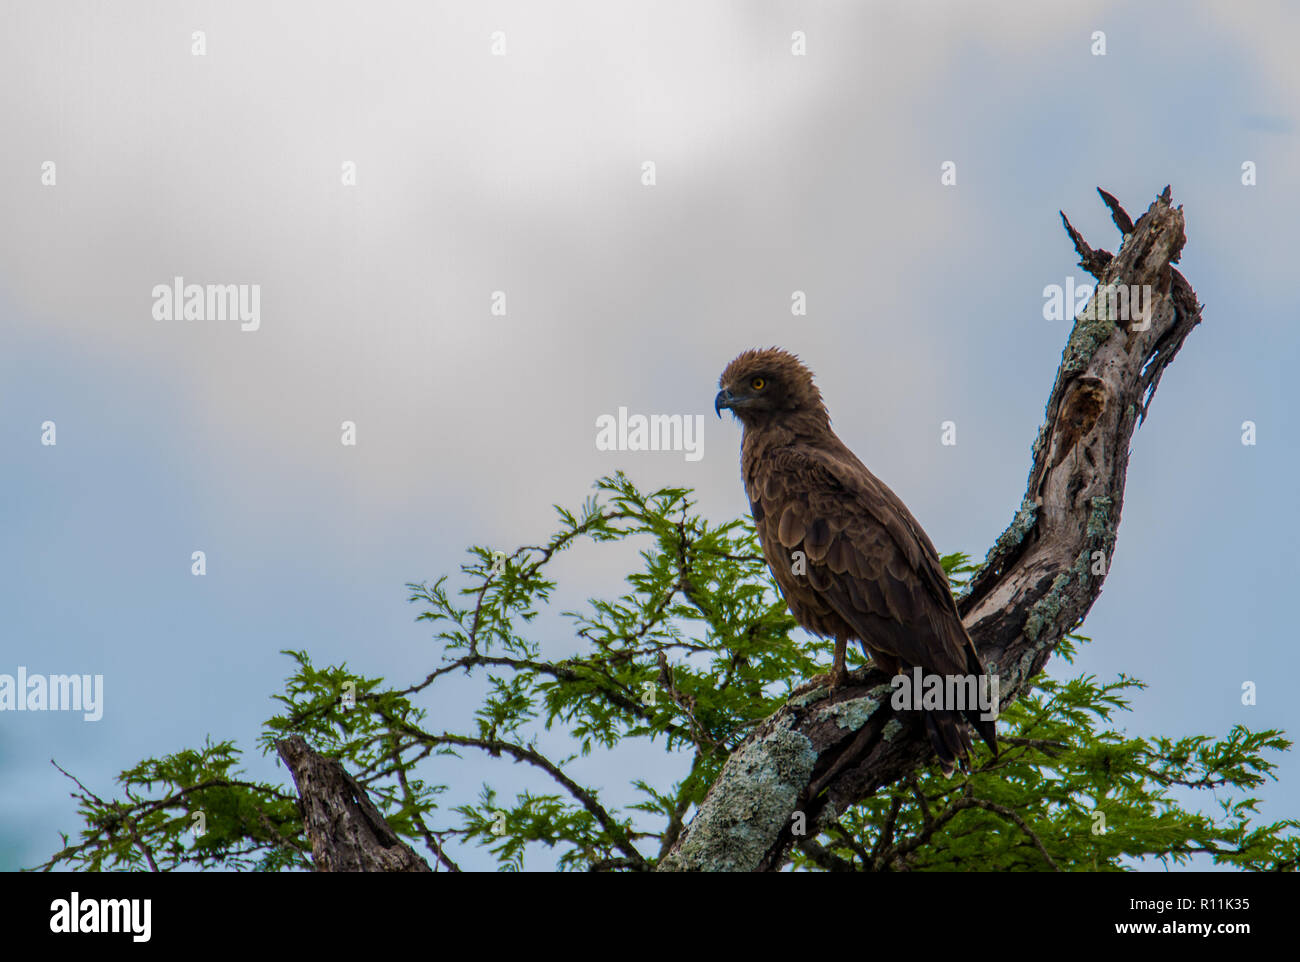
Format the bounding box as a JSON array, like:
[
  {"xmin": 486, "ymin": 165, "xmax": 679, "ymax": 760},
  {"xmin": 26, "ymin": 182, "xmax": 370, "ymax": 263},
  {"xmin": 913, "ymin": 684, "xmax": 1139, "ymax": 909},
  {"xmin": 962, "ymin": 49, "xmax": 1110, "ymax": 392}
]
[{"xmin": 807, "ymin": 666, "xmax": 853, "ymax": 691}]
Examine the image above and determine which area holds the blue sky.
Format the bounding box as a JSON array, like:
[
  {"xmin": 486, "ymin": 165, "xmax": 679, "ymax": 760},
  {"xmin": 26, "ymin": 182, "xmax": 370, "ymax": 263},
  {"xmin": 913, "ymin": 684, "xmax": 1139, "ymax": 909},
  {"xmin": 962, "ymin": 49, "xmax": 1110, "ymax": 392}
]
[{"xmin": 1, "ymin": 0, "xmax": 1296, "ymax": 871}]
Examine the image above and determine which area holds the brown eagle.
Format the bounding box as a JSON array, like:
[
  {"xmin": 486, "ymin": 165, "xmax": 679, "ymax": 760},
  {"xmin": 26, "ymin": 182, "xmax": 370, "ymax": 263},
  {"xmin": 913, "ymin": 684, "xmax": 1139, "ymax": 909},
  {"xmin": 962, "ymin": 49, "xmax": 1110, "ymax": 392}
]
[{"xmin": 716, "ymin": 347, "xmax": 997, "ymax": 768}]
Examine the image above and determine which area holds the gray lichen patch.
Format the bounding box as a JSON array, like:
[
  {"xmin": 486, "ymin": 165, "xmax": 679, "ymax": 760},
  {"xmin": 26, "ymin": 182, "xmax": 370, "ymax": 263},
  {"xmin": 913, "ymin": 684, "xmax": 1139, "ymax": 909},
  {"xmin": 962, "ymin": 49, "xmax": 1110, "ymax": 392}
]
[
  {"xmin": 1087, "ymin": 496, "xmax": 1114, "ymax": 537},
  {"xmin": 824, "ymin": 694, "xmax": 882, "ymax": 731},
  {"xmin": 1023, "ymin": 569, "xmax": 1071, "ymax": 643},
  {"xmin": 1061, "ymin": 306, "xmax": 1118, "ymax": 378},
  {"xmin": 788, "ymin": 687, "xmax": 831, "ymax": 709},
  {"xmin": 1003, "ymin": 496, "xmax": 1041, "ymax": 550},
  {"xmin": 657, "ymin": 720, "xmax": 817, "ymax": 872},
  {"xmin": 964, "ymin": 497, "xmax": 1039, "ymax": 600},
  {"xmin": 1015, "ymin": 538, "xmax": 1109, "ymax": 687},
  {"xmin": 882, "ymin": 717, "xmax": 906, "ymax": 742}
]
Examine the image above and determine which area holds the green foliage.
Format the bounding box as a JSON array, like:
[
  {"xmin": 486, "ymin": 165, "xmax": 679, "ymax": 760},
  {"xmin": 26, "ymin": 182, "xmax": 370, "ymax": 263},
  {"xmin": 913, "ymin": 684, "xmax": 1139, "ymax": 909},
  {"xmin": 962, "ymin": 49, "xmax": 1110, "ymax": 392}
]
[
  {"xmin": 42, "ymin": 737, "xmax": 307, "ymax": 872},
  {"xmin": 37, "ymin": 474, "xmax": 1298, "ymax": 872}
]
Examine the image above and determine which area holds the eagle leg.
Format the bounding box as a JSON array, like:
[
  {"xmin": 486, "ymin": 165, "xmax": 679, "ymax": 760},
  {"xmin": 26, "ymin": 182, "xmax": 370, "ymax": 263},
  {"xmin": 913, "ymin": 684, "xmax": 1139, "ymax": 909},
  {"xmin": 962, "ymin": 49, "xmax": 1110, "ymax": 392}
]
[{"xmin": 827, "ymin": 635, "xmax": 849, "ymax": 689}]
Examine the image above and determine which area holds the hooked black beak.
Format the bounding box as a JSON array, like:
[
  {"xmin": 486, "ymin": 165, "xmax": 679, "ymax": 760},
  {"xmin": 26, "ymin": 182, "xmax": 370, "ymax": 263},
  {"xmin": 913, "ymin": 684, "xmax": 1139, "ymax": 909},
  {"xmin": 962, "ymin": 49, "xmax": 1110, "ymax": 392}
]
[{"xmin": 715, "ymin": 389, "xmax": 735, "ymax": 418}]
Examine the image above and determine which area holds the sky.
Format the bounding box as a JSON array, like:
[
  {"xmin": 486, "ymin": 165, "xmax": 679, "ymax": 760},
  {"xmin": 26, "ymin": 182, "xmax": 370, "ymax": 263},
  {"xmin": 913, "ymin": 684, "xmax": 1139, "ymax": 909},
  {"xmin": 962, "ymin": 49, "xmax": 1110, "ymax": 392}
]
[{"xmin": 1, "ymin": 0, "xmax": 1297, "ymax": 872}]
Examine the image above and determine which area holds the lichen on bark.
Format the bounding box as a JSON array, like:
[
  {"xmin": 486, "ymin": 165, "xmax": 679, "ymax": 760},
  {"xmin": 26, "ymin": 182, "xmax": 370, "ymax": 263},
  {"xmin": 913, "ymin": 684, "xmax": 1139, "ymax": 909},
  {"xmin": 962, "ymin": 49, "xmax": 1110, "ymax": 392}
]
[{"xmin": 657, "ymin": 721, "xmax": 818, "ymax": 872}]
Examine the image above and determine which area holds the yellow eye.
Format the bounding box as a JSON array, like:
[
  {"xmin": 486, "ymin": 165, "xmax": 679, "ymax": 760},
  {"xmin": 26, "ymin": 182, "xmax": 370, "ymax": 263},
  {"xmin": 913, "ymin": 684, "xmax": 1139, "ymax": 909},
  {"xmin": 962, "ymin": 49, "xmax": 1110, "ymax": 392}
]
[{"xmin": 751, "ymin": 376, "xmax": 766, "ymax": 391}]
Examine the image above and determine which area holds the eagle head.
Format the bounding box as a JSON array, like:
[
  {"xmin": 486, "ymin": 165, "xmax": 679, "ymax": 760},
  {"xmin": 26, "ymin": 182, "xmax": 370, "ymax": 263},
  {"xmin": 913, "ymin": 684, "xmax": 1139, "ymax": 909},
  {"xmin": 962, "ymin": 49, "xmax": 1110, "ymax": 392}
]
[{"xmin": 715, "ymin": 347, "xmax": 828, "ymax": 428}]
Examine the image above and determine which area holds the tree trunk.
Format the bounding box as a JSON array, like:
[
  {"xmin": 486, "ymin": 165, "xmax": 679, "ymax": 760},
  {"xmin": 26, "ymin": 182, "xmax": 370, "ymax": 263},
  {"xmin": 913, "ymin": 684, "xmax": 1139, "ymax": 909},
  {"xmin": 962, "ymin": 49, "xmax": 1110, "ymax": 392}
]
[{"xmin": 658, "ymin": 187, "xmax": 1203, "ymax": 872}]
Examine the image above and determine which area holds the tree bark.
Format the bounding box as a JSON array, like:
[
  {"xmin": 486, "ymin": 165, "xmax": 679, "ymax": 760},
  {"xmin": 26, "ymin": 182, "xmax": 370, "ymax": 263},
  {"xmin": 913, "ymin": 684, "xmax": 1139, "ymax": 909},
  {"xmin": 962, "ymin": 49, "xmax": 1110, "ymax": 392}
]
[
  {"xmin": 658, "ymin": 187, "xmax": 1203, "ymax": 872},
  {"xmin": 276, "ymin": 734, "xmax": 432, "ymax": 872}
]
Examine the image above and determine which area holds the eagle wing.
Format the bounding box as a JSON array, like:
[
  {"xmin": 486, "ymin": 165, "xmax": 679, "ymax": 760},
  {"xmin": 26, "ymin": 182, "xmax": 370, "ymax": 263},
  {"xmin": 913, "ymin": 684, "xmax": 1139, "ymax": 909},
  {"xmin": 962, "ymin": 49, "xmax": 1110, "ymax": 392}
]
[{"xmin": 747, "ymin": 443, "xmax": 978, "ymax": 679}]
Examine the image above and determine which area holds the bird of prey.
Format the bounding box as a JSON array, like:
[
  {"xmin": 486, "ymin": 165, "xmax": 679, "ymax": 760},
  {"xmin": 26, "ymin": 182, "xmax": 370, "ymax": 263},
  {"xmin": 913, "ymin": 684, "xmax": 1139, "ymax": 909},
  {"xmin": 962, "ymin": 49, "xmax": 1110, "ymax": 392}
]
[{"xmin": 715, "ymin": 347, "xmax": 997, "ymax": 769}]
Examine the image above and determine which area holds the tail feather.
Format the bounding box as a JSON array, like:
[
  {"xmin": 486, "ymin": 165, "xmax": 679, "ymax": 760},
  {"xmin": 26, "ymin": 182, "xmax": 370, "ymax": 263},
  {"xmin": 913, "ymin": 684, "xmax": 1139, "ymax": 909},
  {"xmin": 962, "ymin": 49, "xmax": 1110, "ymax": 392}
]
[
  {"xmin": 962, "ymin": 644, "xmax": 1000, "ymax": 757},
  {"xmin": 924, "ymin": 708, "xmax": 974, "ymax": 774},
  {"xmin": 964, "ymin": 706, "xmax": 999, "ymax": 756}
]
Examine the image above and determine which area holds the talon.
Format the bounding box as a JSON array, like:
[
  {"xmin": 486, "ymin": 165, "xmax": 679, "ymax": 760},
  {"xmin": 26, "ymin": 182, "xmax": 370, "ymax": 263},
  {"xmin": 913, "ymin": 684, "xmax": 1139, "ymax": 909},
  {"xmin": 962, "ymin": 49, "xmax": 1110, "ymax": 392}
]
[{"xmin": 806, "ymin": 670, "xmax": 846, "ymax": 691}]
